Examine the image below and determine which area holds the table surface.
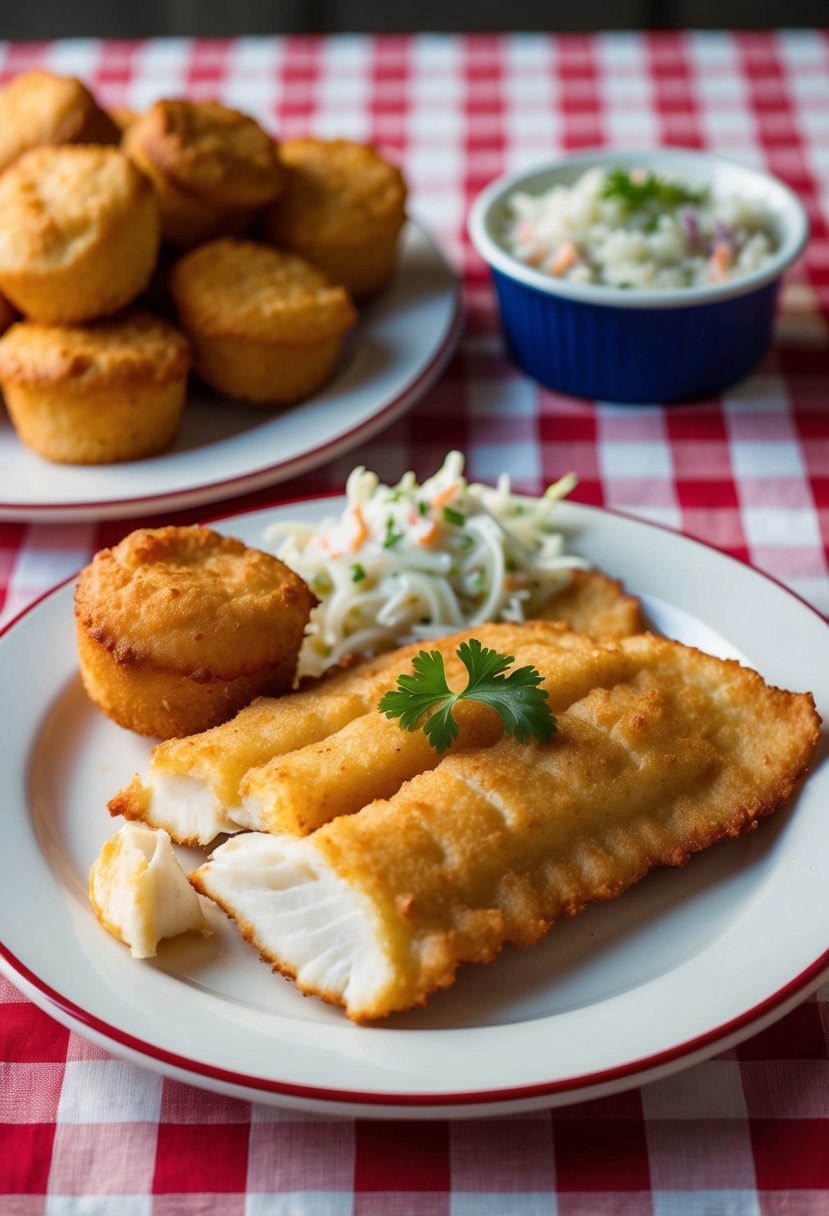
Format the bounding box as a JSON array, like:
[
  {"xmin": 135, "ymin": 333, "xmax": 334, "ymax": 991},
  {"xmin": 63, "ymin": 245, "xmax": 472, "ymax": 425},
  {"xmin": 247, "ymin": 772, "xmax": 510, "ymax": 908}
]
[{"xmin": 2, "ymin": 29, "xmax": 829, "ymax": 1214}]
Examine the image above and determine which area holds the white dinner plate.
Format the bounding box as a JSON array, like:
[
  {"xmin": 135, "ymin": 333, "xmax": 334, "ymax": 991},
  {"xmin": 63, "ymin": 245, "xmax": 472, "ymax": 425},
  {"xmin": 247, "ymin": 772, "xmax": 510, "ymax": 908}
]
[
  {"xmin": 0, "ymin": 222, "xmax": 461, "ymax": 523},
  {"xmin": 1, "ymin": 498, "xmax": 828, "ymax": 1118}
]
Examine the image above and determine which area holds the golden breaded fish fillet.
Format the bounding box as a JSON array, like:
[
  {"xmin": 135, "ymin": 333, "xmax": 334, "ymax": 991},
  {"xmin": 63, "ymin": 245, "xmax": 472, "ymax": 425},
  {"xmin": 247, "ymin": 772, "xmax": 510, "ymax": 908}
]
[
  {"xmin": 539, "ymin": 568, "xmax": 642, "ymax": 636},
  {"xmin": 234, "ymin": 631, "xmax": 645, "ymax": 835},
  {"xmin": 191, "ymin": 634, "xmax": 820, "ymax": 1022},
  {"xmin": 110, "ymin": 618, "xmax": 593, "ymax": 845},
  {"xmin": 108, "ymin": 647, "xmax": 409, "ymax": 844},
  {"xmin": 233, "ymin": 698, "xmax": 503, "ymax": 835}
]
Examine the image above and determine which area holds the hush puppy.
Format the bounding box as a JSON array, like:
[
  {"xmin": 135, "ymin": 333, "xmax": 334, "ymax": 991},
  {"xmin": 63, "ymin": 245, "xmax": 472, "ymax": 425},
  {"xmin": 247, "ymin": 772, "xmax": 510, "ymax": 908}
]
[
  {"xmin": 0, "ymin": 145, "xmax": 160, "ymax": 323},
  {"xmin": 0, "ymin": 69, "xmax": 120, "ymax": 173},
  {"xmin": 169, "ymin": 238, "xmax": 357, "ymax": 404},
  {"xmin": 263, "ymin": 138, "xmax": 407, "ymax": 298},
  {"xmin": 75, "ymin": 525, "xmax": 316, "ymax": 738},
  {"xmin": 124, "ymin": 99, "xmax": 286, "ymax": 249},
  {"xmin": 0, "ymin": 311, "xmax": 190, "ymax": 464}
]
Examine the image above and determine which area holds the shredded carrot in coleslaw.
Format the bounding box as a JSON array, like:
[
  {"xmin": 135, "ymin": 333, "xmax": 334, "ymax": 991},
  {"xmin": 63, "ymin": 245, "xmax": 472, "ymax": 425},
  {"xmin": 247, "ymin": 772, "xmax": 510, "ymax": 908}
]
[
  {"xmin": 349, "ymin": 505, "xmax": 369, "ymax": 552},
  {"xmin": 430, "ymin": 482, "xmax": 461, "ymax": 509}
]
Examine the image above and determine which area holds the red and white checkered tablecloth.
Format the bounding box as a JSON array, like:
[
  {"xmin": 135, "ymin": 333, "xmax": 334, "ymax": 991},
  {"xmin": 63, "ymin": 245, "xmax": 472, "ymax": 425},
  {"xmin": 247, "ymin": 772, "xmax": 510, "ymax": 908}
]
[{"xmin": 1, "ymin": 29, "xmax": 828, "ymax": 1213}]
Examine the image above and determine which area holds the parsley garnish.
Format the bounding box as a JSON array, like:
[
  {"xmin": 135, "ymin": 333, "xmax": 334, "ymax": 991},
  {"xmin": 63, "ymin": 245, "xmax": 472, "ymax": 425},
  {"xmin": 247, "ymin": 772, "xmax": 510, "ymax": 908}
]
[
  {"xmin": 602, "ymin": 168, "xmax": 708, "ymax": 211},
  {"xmin": 383, "ymin": 517, "xmax": 404, "ymax": 548},
  {"xmin": 350, "ymin": 562, "xmax": 366, "ymax": 582},
  {"xmin": 378, "ymin": 639, "xmax": 556, "ymax": 754},
  {"xmin": 442, "ymin": 506, "xmax": 465, "ymax": 527}
]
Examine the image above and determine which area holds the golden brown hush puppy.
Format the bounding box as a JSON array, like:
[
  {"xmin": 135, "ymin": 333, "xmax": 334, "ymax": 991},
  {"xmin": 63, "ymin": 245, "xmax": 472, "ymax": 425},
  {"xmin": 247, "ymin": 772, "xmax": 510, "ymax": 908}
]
[
  {"xmin": 0, "ymin": 69, "xmax": 120, "ymax": 172},
  {"xmin": 0, "ymin": 311, "xmax": 190, "ymax": 464},
  {"xmin": 169, "ymin": 238, "xmax": 357, "ymax": 404},
  {"xmin": 263, "ymin": 138, "xmax": 407, "ymax": 298},
  {"xmin": 74, "ymin": 525, "xmax": 316, "ymax": 739},
  {"xmin": 0, "ymin": 145, "xmax": 160, "ymax": 324},
  {"xmin": 123, "ymin": 99, "xmax": 287, "ymax": 248}
]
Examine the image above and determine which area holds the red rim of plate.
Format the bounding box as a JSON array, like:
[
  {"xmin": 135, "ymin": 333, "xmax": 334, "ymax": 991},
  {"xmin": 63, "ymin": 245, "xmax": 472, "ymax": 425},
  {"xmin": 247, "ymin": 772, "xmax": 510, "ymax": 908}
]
[
  {"xmin": 1, "ymin": 500, "xmax": 827, "ymax": 1110},
  {"xmin": 2, "ymin": 940, "xmax": 827, "ymax": 1108}
]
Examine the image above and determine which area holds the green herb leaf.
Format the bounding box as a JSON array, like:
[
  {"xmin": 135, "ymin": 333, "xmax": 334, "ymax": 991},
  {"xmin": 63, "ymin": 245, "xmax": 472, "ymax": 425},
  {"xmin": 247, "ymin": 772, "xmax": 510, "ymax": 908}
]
[
  {"xmin": 383, "ymin": 517, "xmax": 404, "ymax": 548},
  {"xmin": 602, "ymin": 168, "xmax": 708, "ymax": 211},
  {"xmin": 442, "ymin": 506, "xmax": 465, "ymax": 527},
  {"xmin": 378, "ymin": 638, "xmax": 557, "ymax": 754},
  {"xmin": 350, "ymin": 562, "xmax": 366, "ymax": 582},
  {"xmin": 380, "ymin": 649, "xmax": 454, "ymax": 733}
]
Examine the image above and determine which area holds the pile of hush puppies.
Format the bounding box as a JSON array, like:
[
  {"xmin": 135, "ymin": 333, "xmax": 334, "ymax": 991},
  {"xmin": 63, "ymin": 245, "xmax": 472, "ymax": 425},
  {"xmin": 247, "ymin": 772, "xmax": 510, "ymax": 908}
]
[{"xmin": 0, "ymin": 70, "xmax": 408, "ymax": 465}]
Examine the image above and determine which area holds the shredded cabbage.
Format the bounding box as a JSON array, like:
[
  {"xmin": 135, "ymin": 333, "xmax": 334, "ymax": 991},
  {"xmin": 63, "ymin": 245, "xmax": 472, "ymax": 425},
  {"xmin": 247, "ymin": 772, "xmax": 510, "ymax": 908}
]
[{"xmin": 264, "ymin": 451, "xmax": 585, "ymax": 679}]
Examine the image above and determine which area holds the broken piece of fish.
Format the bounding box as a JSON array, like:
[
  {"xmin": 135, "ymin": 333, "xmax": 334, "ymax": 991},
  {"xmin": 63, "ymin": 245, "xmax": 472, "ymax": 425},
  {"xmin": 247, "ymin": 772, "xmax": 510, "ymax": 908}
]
[{"xmin": 89, "ymin": 822, "xmax": 209, "ymax": 959}]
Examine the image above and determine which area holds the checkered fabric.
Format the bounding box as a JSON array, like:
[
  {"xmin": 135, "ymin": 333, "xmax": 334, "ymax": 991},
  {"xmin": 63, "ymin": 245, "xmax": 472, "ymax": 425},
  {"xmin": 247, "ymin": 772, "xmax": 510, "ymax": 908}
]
[{"xmin": 1, "ymin": 30, "xmax": 828, "ymax": 1214}]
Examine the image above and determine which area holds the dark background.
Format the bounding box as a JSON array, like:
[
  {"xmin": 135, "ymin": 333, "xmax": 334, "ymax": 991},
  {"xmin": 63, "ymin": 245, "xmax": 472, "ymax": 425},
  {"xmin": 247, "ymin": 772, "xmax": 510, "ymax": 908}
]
[{"xmin": 2, "ymin": 0, "xmax": 827, "ymax": 38}]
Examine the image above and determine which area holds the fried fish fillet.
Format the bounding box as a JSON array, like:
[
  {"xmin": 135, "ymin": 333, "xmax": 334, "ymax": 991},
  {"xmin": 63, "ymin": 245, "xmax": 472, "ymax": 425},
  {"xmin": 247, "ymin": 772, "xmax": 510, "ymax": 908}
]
[
  {"xmin": 232, "ymin": 698, "xmax": 503, "ymax": 835},
  {"xmin": 539, "ymin": 568, "xmax": 642, "ymax": 636},
  {"xmin": 191, "ymin": 634, "xmax": 820, "ymax": 1022},
  {"xmin": 111, "ymin": 569, "xmax": 638, "ymax": 846},
  {"xmin": 109, "ymin": 644, "xmax": 414, "ymax": 844},
  {"xmin": 234, "ymin": 631, "xmax": 644, "ymax": 835},
  {"xmin": 109, "ymin": 619, "xmax": 578, "ymax": 845}
]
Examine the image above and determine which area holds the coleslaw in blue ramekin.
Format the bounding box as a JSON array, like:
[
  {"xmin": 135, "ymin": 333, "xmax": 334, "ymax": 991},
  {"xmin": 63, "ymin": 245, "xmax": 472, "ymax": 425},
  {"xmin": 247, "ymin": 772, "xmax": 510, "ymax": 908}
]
[{"xmin": 468, "ymin": 149, "xmax": 809, "ymax": 404}]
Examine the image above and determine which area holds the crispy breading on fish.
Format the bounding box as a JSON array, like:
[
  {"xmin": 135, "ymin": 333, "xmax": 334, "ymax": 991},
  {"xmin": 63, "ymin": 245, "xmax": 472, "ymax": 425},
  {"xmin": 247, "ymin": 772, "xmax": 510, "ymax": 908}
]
[
  {"xmin": 108, "ymin": 571, "xmax": 636, "ymax": 846},
  {"xmin": 108, "ymin": 647, "xmax": 410, "ymax": 844},
  {"xmin": 191, "ymin": 634, "xmax": 821, "ymax": 1022},
  {"xmin": 539, "ymin": 568, "xmax": 643, "ymax": 637},
  {"xmin": 109, "ymin": 619, "xmax": 583, "ymax": 845},
  {"xmin": 233, "ymin": 699, "xmax": 503, "ymax": 835},
  {"xmin": 234, "ymin": 631, "xmax": 645, "ymax": 835}
]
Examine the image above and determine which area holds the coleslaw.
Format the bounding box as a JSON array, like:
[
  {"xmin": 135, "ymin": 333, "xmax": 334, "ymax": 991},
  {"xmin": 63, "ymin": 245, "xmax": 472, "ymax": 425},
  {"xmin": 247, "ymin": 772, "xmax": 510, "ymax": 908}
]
[
  {"xmin": 264, "ymin": 452, "xmax": 586, "ymax": 679},
  {"xmin": 505, "ymin": 166, "xmax": 777, "ymax": 290}
]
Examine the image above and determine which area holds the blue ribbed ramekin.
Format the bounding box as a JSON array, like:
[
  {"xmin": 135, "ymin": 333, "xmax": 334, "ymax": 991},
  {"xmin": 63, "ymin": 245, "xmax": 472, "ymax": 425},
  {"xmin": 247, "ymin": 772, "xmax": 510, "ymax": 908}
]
[{"xmin": 468, "ymin": 149, "xmax": 809, "ymax": 404}]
